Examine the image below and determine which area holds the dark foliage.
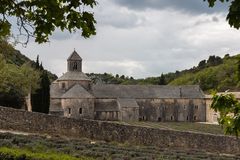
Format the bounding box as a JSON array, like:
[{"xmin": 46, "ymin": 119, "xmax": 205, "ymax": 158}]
[
  {"xmin": 31, "ymin": 56, "xmax": 50, "ymax": 113},
  {"xmin": 0, "ymin": 89, "xmax": 24, "ymax": 109}
]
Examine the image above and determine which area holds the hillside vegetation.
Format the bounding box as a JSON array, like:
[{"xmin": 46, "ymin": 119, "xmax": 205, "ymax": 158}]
[
  {"xmin": 0, "ymin": 40, "xmax": 57, "ymax": 110},
  {"xmin": 88, "ymin": 54, "xmax": 240, "ymax": 92},
  {"xmin": 0, "ymin": 41, "xmax": 57, "ymax": 81},
  {"xmin": 169, "ymin": 54, "xmax": 240, "ymax": 92}
]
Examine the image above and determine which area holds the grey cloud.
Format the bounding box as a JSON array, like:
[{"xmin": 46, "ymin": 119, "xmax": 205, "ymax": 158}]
[
  {"xmin": 194, "ymin": 16, "xmax": 220, "ymax": 26},
  {"xmin": 16, "ymin": 1, "xmax": 240, "ymax": 79},
  {"xmin": 113, "ymin": 0, "xmax": 228, "ymax": 14},
  {"xmin": 96, "ymin": 11, "xmax": 145, "ymax": 28},
  {"xmin": 212, "ymin": 16, "xmax": 219, "ymax": 22},
  {"xmin": 50, "ymin": 29, "xmax": 73, "ymax": 40},
  {"xmin": 94, "ymin": 0, "xmax": 146, "ymax": 29}
]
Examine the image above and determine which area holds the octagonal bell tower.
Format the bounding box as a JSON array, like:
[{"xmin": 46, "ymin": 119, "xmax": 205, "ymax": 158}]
[{"xmin": 67, "ymin": 50, "xmax": 82, "ymax": 72}]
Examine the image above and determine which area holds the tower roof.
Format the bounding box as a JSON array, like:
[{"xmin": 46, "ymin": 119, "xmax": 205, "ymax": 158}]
[
  {"xmin": 61, "ymin": 84, "xmax": 94, "ymax": 99},
  {"xmin": 57, "ymin": 71, "xmax": 91, "ymax": 81},
  {"xmin": 67, "ymin": 50, "xmax": 82, "ymax": 61}
]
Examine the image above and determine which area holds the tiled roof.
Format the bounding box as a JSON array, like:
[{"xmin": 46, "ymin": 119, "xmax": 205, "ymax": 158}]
[
  {"xmin": 92, "ymin": 85, "xmax": 204, "ymax": 99},
  {"xmin": 94, "ymin": 100, "xmax": 119, "ymax": 111},
  {"xmin": 117, "ymin": 98, "xmax": 139, "ymax": 108},
  {"xmin": 57, "ymin": 71, "xmax": 91, "ymax": 81},
  {"xmin": 50, "ymin": 83, "xmax": 64, "ymax": 98},
  {"xmin": 61, "ymin": 84, "xmax": 94, "ymax": 99},
  {"xmin": 67, "ymin": 50, "xmax": 82, "ymax": 61}
]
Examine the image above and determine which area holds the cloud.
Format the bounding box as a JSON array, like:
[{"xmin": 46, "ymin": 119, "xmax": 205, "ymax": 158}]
[
  {"xmin": 113, "ymin": 0, "xmax": 228, "ymax": 14},
  {"xmin": 95, "ymin": 0, "xmax": 146, "ymax": 29},
  {"xmin": 51, "ymin": 29, "xmax": 73, "ymax": 40},
  {"xmin": 15, "ymin": 0, "xmax": 240, "ymax": 79}
]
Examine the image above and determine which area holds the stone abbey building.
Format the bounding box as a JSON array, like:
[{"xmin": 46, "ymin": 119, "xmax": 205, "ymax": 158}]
[{"xmin": 50, "ymin": 51, "xmax": 206, "ymax": 122}]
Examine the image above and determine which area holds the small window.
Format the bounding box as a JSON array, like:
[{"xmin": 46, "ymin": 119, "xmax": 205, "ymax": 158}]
[
  {"xmin": 68, "ymin": 108, "xmax": 71, "ymax": 115},
  {"xmin": 183, "ymin": 105, "xmax": 186, "ymax": 110},
  {"xmin": 195, "ymin": 105, "xmax": 198, "ymax": 109},
  {"xmin": 61, "ymin": 83, "xmax": 65, "ymax": 89},
  {"xmin": 194, "ymin": 116, "xmax": 197, "ymax": 121},
  {"xmin": 79, "ymin": 108, "xmax": 82, "ymax": 114},
  {"xmin": 186, "ymin": 116, "xmax": 189, "ymax": 121},
  {"xmin": 73, "ymin": 62, "xmax": 77, "ymax": 70}
]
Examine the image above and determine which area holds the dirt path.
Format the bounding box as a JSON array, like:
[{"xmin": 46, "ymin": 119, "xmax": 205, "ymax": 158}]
[{"xmin": 0, "ymin": 129, "xmax": 31, "ymax": 136}]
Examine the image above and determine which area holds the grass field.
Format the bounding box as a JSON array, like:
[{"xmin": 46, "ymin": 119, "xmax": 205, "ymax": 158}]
[
  {"xmin": 115, "ymin": 122, "xmax": 225, "ymax": 135},
  {"xmin": 0, "ymin": 131, "xmax": 238, "ymax": 160}
]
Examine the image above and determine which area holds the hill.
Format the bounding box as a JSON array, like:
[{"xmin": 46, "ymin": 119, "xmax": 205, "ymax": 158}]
[
  {"xmin": 0, "ymin": 40, "xmax": 57, "ymax": 109},
  {"xmin": 0, "ymin": 40, "xmax": 57, "ymax": 81},
  {"xmin": 169, "ymin": 54, "xmax": 240, "ymax": 92},
  {"xmin": 87, "ymin": 54, "xmax": 240, "ymax": 92}
]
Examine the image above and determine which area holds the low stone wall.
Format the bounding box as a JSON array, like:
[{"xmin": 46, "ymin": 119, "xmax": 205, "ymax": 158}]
[{"xmin": 0, "ymin": 106, "xmax": 239, "ymax": 154}]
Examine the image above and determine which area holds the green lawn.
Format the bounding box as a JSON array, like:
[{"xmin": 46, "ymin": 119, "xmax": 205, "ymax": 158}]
[
  {"xmin": 0, "ymin": 147, "xmax": 92, "ymax": 160},
  {"xmin": 115, "ymin": 121, "xmax": 224, "ymax": 135}
]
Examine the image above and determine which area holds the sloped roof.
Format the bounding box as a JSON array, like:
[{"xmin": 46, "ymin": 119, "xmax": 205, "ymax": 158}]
[
  {"xmin": 57, "ymin": 71, "xmax": 91, "ymax": 81},
  {"xmin": 67, "ymin": 50, "xmax": 82, "ymax": 61},
  {"xmin": 61, "ymin": 84, "xmax": 94, "ymax": 99},
  {"xmin": 117, "ymin": 98, "xmax": 139, "ymax": 108},
  {"xmin": 92, "ymin": 85, "xmax": 204, "ymax": 99},
  {"xmin": 205, "ymin": 92, "xmax": 240, "ymax": 99},
  {"xmin": 50, "ymin": 83, "xmax": 64, "ymax": 98},
  {"xmin": 94, "ymin": 100, "xmax": 119, "ymax": 111}
]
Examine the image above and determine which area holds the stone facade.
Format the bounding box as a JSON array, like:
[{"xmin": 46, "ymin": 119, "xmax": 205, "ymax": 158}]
[
  {"xmin": 205, "ymin": 92, "xmax": 240, "ymax": 123},
  {"xmin": 50, "ymin": 51, "xmax": 207, "ymax": 122}
]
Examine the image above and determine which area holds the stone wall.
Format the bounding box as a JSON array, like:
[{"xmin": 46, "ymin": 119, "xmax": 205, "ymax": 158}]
[
  {"xmin": 0, "ymin": 106, "xmax": 239, "ymax": 154},
  {"xmin": 137, "ymin": 98, "xmax": 206, "ymax": 122},
  {"xmin": 62, "ymin": 99, "xmax": 94, "ymax": 119}
]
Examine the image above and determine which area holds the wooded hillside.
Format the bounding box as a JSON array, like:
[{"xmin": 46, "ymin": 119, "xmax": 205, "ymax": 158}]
[
  {"xmin": 0, "ymin": 41, "xmax": 57, "ymax": 110},
  {"xmin": 87, "ymin": 54, "xmax": 240, "ymax": 92}
]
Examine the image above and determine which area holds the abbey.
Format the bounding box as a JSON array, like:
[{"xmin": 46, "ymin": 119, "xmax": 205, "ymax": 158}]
[{"xmin": 50, "ymin": 51, "xmax": 206, "ymax": 122}]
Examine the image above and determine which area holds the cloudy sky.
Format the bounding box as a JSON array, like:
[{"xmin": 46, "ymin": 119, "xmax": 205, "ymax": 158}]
[{"xmin": 16, "ymin": 0, "xmax": 240, "ymax": 78}]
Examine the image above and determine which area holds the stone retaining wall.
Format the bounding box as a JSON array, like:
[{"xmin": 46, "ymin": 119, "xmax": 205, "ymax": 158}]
[{"xmin": 0, "ymin": 106, "xmax": 239, "ymax": 154}]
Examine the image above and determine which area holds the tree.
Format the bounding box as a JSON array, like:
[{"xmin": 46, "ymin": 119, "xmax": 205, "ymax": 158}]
[
  {"xmin": 198, "ymin": 60, "xmax": 206, "ymax": 69},
  {"xmin": 0, "ymin": 0, "xmax": 97, "ymax": 44},
  {"xmin": 158, "ymin": 73, "xmax": 166, "ymax": 85},
  {"xmin": 211, "ymin": 93, "xmax": 240, "ymax": 137},
  {"xmin": 0, "ymin": 55, "xmax": 40, "ymax": 110},
  {"xmin": 0, "ymin": 55, "xmax": 39, "ymax": 95},
  {"xmin": 31, "ymin": 57, "xmax": 50, "ymax": 113},
  {"xmin": 205, "ymin": 0, "xmax": 240, "ymax": 29},
  {"xmin": 207, "ymin": 55, "xmax": 223, "ymax": 66},
  {"xmin": 237, "ymin": 58, "xmax": 240, "ymax": 81},
  {"xmin": 20, "ymin": 63, "xmax": 40, "ymax": 111},
  {"xmin": 31, "ymin": 70, "xmax": 50, "ymax": 113}
]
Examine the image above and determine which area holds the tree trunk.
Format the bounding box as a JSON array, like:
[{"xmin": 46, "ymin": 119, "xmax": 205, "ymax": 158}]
[{"xmin": 26, "ymin": 92, "xmax": 32, "ymax": 112}]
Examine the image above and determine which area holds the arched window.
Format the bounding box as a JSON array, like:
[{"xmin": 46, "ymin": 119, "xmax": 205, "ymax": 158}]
[
  {"xmin": 61, "ymin": 83, "xmax": 65, "ymax": 89},
  {"xmin": 68, "ymin": 108, "xmax": 71, "ymax": 115},
  {"xmin": 73, "ymin": 62, "xmax": 78, "ymax": 70},
  {"xmin": 79, "ymin": 108, "xmax": 82, "ymax": 114},
  {"xmin": 194, "ymin": 116, "xmax": 197, "ymax": 121}
]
